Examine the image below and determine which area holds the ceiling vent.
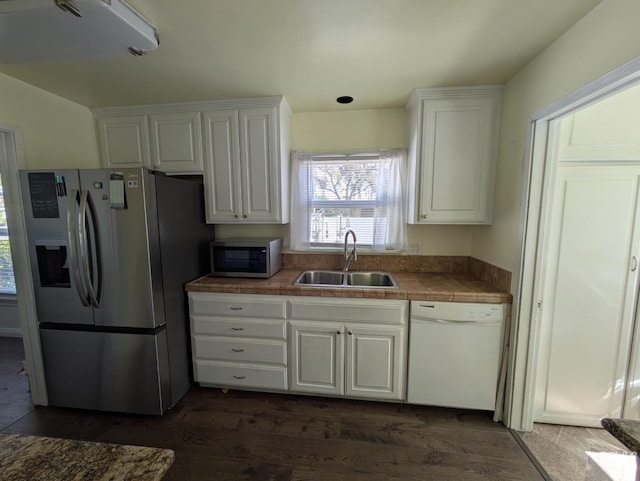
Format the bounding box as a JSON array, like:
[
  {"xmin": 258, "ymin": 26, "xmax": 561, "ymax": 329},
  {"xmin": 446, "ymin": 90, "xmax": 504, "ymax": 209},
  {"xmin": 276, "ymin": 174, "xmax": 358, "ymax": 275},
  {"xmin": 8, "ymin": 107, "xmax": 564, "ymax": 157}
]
[{"xmin": 0, "ymin": 0, "xmax": 159, "ymax": 64}]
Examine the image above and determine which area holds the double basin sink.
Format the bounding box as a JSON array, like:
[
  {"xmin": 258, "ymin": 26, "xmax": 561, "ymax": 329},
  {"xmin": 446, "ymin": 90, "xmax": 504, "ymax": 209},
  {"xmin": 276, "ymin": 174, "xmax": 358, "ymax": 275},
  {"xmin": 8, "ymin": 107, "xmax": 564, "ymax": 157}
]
[{"xmin": 293, "ymin": 270, "xmax": 397, "ymax": 288}]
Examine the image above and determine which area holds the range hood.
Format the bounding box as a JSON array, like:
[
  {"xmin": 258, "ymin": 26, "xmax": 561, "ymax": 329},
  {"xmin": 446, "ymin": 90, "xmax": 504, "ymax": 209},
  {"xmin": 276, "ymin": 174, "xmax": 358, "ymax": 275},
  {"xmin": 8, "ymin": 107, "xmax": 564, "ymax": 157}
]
[{"xmin": 0, "ymin": 0, "xmax": 159, "ymax": 64}]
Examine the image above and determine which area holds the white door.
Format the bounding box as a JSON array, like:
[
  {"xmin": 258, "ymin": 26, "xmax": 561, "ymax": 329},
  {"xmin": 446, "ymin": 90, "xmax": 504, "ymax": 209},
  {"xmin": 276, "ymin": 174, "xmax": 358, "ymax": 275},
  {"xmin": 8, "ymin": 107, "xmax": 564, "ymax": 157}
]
[
  {"xmin": 202, "ymin": 109, "xmax": 242, "ymax": 223},
  {"xmin": 345, "ymin": 324, "xmax": 404, "ymax": 400},
  {"xmin": 534, "ymin": 165, "xmax": 640, "ymax": 426},
  {"xmin": 289, "ymin": 321, "xmax": 345, "ymax": 396}
]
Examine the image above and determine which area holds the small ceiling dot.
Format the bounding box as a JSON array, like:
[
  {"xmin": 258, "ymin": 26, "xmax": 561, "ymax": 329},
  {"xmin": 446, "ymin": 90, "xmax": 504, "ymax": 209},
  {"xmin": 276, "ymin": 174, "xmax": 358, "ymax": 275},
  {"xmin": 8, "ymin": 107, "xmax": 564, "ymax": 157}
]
[{"xmin": 336, "ymin": 96, "xmax": 354, "ymax": 104}]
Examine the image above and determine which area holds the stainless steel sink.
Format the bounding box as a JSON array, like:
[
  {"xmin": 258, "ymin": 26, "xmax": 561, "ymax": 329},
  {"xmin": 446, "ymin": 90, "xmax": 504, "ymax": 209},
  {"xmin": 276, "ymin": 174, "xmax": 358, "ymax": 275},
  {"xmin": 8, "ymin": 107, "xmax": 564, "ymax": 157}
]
[
  {"xmin": 346, "ymin": 272, "xmax": 397, "ymax": 287},
  {"xmin": 294, "ymin": 270, "xmax": 344, "ymax": 286},
  {"xmin": 293, "ymin": 270, "xmax": 397, "ymax": 288}
]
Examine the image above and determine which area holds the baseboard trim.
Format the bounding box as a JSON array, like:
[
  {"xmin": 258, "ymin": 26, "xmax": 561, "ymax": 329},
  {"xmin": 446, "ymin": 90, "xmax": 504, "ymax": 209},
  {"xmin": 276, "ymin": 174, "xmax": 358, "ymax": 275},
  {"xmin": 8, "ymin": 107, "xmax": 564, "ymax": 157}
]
[{"xmin": 0, "ymin": 327, "xmax": 22, "ymax": 338}]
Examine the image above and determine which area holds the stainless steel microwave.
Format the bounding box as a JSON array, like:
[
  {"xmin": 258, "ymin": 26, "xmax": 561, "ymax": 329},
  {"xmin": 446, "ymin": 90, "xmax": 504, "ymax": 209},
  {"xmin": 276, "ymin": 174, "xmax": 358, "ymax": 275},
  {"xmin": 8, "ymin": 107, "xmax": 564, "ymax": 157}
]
[{"xmin": 209, "ymin": 239, "xmax": 282, "ymax": 278}]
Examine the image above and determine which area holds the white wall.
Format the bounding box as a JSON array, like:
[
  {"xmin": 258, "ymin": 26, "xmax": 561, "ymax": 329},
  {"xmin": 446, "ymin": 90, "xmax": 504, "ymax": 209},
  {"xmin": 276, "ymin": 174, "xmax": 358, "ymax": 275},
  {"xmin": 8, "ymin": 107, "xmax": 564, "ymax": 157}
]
[
  {"xmin": 471, "ymin": 0, "xmax": 640, "ymax": 278},
  {"xmin": 216, "ymin": 108, "xmax": 475, "ymax": 255},
  {"xmin": 0, "ymin": 72, "xmax": 98, "ymax": 169}
]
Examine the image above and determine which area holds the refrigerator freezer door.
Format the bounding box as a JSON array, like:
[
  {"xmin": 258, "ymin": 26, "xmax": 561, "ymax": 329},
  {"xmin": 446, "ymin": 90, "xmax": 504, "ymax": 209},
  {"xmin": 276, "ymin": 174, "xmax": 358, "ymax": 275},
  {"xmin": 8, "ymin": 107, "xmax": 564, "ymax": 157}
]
[
  {"xmin": 80, "ymin": 168, "xmax": 163, "ymax": 329},
  {"xmin": 40, "ymin": 327, "xmax": 171, "ymax": 415},
  {"xmin": 19, "ymin": 170, "xmax": 95, "ymax": 325}
]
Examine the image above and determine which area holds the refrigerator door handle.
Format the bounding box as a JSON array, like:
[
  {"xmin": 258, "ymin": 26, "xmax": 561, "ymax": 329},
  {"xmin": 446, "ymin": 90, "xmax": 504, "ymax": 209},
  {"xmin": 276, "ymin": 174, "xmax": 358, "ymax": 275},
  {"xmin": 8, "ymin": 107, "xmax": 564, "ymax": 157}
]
[
  {"xmin": 78, "ymin": 190, "xmax": 101, "ymax": 308},
  {"xmin": 67, "ymin": 189, "xmax": 90, "ymax": 307}
]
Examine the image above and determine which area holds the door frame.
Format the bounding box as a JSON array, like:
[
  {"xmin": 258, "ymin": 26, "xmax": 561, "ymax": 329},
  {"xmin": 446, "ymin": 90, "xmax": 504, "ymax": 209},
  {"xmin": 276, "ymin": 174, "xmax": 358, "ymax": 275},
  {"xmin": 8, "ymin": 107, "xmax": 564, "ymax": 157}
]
[
  {"xmin": 508, "ymin": 56, "xmax": 640, "ymax": 431},
  {"xmin": 0, "ymin": 123, "xmax": 47, "ymax": 405}
]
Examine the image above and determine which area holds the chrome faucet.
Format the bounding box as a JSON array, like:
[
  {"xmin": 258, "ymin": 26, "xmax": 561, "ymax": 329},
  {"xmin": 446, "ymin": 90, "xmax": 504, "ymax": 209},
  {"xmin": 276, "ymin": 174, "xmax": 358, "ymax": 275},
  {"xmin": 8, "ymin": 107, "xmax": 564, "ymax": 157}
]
[{"xmin": 343, "ymin": 230, "xmax": 357, "ymax": 271}]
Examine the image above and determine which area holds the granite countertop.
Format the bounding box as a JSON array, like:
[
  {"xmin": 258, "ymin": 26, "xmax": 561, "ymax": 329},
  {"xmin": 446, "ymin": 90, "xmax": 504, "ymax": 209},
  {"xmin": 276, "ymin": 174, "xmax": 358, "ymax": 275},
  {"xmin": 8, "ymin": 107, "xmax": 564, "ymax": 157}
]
[
  {"xmin": 602, "ymin": 418, "xmax": 640, "ymax": 454},
  {"xmin": 0, "ymin": 433, "xmax": 175, "ymax": 481},
  {"xmin": 185, "ymin": 269, "xmax": 513, "ymax": 304}
]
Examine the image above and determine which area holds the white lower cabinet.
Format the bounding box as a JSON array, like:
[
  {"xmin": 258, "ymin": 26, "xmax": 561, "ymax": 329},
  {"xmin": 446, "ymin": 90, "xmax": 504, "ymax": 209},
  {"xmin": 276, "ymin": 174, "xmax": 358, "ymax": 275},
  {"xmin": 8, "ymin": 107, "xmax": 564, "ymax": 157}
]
[
  {"xmin": 289, "ymin": 297, "xmax": 408, "ymax": 401},
  {"xmin": 188, "ymin": 293, "xmax": 408, "ymax": 401},
  {"xmin": 189, "ymin": 292, "xmax": 288, "ymax": 391}
]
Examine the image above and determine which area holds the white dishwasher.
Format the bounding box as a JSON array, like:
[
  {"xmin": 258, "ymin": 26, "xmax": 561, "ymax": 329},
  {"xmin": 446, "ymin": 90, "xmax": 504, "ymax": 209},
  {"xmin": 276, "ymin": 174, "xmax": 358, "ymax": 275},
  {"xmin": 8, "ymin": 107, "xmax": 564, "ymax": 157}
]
[{"xmin": 407, "ymin": 301, "xmax": 504, "ymax": 410}]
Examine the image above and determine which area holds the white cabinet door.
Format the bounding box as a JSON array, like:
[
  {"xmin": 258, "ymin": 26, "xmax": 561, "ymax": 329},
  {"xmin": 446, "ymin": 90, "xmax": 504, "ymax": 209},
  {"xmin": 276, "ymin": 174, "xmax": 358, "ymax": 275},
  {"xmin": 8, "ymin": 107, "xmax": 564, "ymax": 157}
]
[
  {"xmin": 290, "ymin": 321, "xmax": 345, "ymax": 396},
  {"xmin": 202, "ymin": 105, "xmax": 286, "ymax": 223},
  {"xmin": 406, "ymin": 86, "xmax": 501, "ymax": 225},
  {"xmin": 149, "ymin": 111, "xmax": 203, "ymax": 173},
  {"xmin": 96, "ymin": 115, "xmax": 150, "ymax": 168},
  {"xmin": 418, "ymin": 96, "xmax": 495, "ymax": 223},
  {"xmin": 346, "ymin": 324, "xmax": 405, "ymax": 400},
  {"xmin": 239, "ymin": 107, "xmax": 281, "ymax": 223},
  {"xmin": 202, "ymin": 109, "xmax": 242, "ymax": 222},
  {"xmin": 534, "ymin": 166, "xmax": 640, "ymax": 426}
]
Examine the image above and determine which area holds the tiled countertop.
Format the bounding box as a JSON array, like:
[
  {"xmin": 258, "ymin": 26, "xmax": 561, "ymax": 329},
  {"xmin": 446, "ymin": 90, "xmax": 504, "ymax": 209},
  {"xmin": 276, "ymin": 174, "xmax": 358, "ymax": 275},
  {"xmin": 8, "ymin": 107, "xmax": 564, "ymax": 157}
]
[
  {"xmin": 0, "ymin": 433, "xmax": 174, "ymax": 481},
  {"xmin": 185, "ymin": 269, "xmax": 513, "ymax": 304},
  {"xmin": 602, "ymin": 418, "xmax": 640, "ymax": 454}
]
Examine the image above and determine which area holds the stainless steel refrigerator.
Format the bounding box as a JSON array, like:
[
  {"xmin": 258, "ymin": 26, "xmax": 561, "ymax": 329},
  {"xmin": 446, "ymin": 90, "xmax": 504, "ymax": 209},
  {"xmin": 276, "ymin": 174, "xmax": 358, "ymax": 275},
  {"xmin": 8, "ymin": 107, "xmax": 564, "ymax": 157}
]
[{"xmin": 19, "ymin": 168, "xmax": 214, "ymax": 415}]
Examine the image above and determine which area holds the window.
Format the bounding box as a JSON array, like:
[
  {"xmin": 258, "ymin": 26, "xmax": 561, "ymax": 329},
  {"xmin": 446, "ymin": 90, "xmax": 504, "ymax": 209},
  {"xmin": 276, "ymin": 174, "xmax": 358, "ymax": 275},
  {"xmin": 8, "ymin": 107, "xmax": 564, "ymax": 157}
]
[
  {"xmin": 290, "ymin": 150, "xmax": 407, "ymax": 251},
  {"xmin": 0, "ymin": 173, "xmax": 16, "ymax": 294}
]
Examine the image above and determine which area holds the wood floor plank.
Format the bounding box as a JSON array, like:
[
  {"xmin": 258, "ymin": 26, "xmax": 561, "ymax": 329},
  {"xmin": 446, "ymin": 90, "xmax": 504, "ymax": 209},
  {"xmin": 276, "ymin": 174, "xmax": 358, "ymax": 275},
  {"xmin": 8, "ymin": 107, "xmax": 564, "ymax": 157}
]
[{"xmin": 340, "ymin": 415, "xmax": 526, "ymax": 458}]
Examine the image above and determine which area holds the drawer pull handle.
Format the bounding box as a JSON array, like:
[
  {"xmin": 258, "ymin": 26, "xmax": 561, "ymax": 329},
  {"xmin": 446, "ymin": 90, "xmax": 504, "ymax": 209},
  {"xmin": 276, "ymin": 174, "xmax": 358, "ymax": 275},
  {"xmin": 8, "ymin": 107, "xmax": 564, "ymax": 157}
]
[
  {"xmin": 229, "ymin": 306, "xmax": 243, "ymax": 311},
  {"xmin": 232, "ymin": 348, "xmax": 245, "ymax": 352},
  {"xmin": 230, "ymin": 327, "xmax": 244, "ymax": 331},
  {"xmin": 233, "ymin": 375, "xmax": 246, "ymax": 380}
]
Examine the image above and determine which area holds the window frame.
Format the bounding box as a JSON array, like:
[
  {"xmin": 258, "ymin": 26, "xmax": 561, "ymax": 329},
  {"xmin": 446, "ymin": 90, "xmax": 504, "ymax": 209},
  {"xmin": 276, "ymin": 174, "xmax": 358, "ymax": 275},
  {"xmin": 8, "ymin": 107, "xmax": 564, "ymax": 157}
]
[{"xmin": 290, "ymin": 149, "xmax": 407, "ymax": 252}]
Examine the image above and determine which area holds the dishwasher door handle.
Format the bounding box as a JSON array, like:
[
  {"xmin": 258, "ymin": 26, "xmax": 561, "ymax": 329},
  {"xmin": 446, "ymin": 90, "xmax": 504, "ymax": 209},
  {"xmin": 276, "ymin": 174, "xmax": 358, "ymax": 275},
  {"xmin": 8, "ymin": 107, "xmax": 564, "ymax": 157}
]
[{"xmin": 415, "ymin": 318, "xmax": 480, "ymax": 324}]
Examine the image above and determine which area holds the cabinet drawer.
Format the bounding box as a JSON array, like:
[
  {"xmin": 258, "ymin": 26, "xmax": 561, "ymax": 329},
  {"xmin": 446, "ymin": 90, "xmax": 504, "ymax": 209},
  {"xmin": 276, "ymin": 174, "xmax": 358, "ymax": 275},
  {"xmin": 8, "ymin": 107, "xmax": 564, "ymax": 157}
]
[
  {"xmin": 193, "ymin": 337, "xmax": 287, "ymax": 365},
  {"xmin": 289, "ymin": 297, "xmax": 407, "ymax": 325},
  {"xmin": 194, "ymin": 361, "xmax": 288, "ymax": 390},
  {"xmin": 189, "ymin": 293, "xmax": 287, "ymax": 319},
  {"xmin": 191, "ymin": 316, "xmax": 287, "ymax": 339}
]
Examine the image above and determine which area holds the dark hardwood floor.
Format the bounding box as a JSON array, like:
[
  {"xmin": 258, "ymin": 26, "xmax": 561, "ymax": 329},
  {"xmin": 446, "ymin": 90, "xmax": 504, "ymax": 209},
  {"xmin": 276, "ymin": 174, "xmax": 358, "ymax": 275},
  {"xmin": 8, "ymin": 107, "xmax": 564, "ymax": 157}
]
[{"xmin": 1, "ymin": 337, "xmax": 545, "ymax": 480}]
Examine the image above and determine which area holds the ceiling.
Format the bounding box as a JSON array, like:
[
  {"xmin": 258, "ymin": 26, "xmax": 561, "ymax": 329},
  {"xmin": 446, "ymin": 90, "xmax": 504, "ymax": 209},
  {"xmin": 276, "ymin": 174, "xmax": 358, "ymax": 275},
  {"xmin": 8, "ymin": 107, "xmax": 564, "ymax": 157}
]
[{"xmin": 0, "ymin": 0, "xmax": 603, "ymax": 112}]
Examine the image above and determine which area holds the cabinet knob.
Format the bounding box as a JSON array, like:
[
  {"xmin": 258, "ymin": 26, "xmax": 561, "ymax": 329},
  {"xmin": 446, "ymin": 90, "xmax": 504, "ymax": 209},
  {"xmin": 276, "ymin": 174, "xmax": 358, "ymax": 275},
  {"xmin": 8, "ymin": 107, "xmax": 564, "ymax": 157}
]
[
  {"xmin": 336, "ymin": 330, "xmax": 342, "ymax": 335},
  {"xmin": 348, "ymin": 330, "xmax": 353, "ymax": 335},
  {"xmin": 243, "ymin": 214, "xmax": 248, "ymax": 219},
  {"xmin": 234, "ymin": 214, "xmax": 239, "ymax": 218},
  {"xmin": 422, "ymin": 214, "xmax": 428, "ymax": 219}
]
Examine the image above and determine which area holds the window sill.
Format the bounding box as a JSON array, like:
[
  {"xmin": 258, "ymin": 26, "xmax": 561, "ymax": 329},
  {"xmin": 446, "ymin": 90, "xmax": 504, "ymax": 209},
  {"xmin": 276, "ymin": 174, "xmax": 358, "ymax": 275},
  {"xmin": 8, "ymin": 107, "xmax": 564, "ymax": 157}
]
[{"xmin": 0, "ymin": 293, "xmax": 17, "ymax": 306}]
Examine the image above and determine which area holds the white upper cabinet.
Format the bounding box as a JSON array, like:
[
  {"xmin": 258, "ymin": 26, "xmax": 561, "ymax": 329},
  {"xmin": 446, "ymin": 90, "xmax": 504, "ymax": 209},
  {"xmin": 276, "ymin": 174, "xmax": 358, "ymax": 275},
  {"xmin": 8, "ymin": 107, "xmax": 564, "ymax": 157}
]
[
  {"xmin": 406, "ymin": 86, "xmax": 502, "ymax": 224},
  {"xmin": 148, "ymin": 111, "xmax": 203, "ymax": 173},
  {"xmin": 96, "ymin": 114, "xmax": 150, "ymax": 169},
  {"xmin": 92, "ymin": 96, "xmax": 290, "ymax": 189},
  {"xmin": 202, "ymin": 98, "xmax": 291, "ymax": 224}
]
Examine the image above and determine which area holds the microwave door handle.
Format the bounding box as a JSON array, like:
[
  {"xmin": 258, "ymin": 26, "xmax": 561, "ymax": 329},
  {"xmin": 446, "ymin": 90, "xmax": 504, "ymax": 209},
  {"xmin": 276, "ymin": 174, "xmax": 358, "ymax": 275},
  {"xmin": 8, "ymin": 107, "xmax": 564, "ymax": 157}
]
[
  {"xmin": 67, "ymin": 190, "xmax": 89, "ymax": 306},
  {"xmin": 79, "ymin": 190, "xmax": 100, "ymax": 308}
]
